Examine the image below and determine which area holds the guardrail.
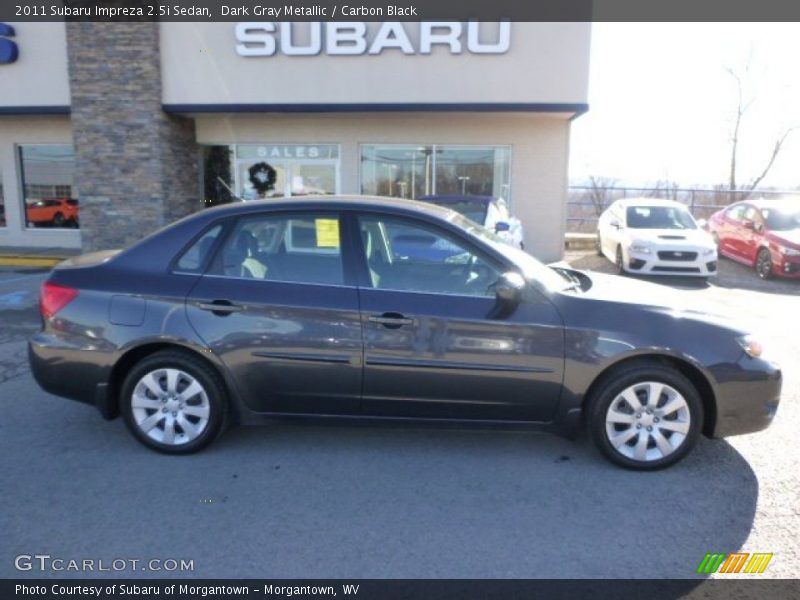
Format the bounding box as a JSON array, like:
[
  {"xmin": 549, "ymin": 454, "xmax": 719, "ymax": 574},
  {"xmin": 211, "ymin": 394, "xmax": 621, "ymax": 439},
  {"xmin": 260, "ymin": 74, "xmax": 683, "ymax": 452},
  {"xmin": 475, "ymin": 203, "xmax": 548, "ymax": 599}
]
[{"xmin": 567, "ymin": 186, "xmax": 800, "ymax": 232}]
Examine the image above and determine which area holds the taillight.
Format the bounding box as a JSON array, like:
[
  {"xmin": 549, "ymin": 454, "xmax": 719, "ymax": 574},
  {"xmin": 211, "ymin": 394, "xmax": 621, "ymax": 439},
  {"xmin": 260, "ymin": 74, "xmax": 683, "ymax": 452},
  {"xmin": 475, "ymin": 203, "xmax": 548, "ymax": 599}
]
[{"xmin": 40, "ymin": 281, "xmax": 79, "ymax": 319}]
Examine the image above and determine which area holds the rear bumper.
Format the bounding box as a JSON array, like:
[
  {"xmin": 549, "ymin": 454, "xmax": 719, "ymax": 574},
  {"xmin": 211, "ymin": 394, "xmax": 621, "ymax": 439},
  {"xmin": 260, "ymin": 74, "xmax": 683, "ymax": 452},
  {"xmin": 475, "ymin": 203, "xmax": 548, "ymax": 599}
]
[
  {"xmin": 711, "ymin": 356, "xmax": 782, "ymax": 438},
  {"xmin": 28, "ymin": 335, "xmax": 112, "ymax": 414}
]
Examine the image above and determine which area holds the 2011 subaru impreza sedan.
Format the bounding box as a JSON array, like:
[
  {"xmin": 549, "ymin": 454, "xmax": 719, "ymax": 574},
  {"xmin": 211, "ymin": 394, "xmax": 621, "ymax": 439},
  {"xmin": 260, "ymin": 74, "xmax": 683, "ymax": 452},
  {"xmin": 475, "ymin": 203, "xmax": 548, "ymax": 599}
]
[{"xmin": 29, "ymin": 196, "xmax": 782, "ymax": 469}]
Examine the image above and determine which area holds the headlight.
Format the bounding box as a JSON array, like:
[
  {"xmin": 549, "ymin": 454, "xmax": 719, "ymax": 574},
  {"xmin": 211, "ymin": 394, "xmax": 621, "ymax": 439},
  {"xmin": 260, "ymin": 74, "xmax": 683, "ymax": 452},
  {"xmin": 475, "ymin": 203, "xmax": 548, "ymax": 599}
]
[
  {"xmin": 630, "ymin": 243, "xmax": 652, "ymax": 254},
  {"xmin": 778, "ymin": 245, "xmax": 800, "ymax": 256},
  {"xmin": 702, "ymin": 247, "xmax": 716, "ymax": 256},
  {"xmin": 737, "ymin": 334, "xmax": 764, "ymax": 359}
]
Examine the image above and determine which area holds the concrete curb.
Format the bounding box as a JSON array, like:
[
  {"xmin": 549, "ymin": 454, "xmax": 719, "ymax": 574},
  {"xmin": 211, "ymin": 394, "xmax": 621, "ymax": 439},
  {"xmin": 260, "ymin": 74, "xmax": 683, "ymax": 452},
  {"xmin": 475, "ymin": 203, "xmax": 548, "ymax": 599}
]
[{"xmin": 0, "ymin": 255, "xmax": 68, "ymax": 268}]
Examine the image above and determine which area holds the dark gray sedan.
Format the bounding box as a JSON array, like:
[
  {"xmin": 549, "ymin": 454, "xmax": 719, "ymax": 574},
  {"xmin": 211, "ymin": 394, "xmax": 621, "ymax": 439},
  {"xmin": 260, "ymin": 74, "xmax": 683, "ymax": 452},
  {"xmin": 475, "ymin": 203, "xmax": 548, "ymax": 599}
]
[{"xmin": 29, "ymin": 197, "xmax": 782, "ymax": 469}]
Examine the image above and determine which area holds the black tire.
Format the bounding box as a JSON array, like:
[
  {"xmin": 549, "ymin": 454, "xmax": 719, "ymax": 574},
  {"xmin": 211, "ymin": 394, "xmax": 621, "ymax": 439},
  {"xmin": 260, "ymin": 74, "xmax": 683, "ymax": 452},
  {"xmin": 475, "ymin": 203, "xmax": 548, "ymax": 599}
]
[
  {"xmin": 53, "ymin": 212, "xmax": 65, "ymax": 227},
  {"xmin": 595, "ymin": 232, "xmax": 603, "ymax": 256},
  {"xmin": 615, "ymin": 245, "xmax": 626, "ymax": 275},
  {"xmin": 120, "ymin": 350, "xmax": 228, "ymax": 454},
  {"xmin": 756, "ymin": 248, "xmax": 773, "ymax": 280},
  {"xmin": 588, "ymin": 362, "xmax": 703, "ymax": 470}
]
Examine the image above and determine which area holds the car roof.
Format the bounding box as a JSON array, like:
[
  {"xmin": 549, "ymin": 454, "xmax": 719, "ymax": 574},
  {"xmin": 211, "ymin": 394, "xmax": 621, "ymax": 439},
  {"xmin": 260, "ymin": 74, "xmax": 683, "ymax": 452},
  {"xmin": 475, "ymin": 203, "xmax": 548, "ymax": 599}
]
[
  {"xmin": 615, "ymin": 198, "xmax": 689, "ymax": 209},
  {"xmin": 199, "ymin": 194, "xmax": 462, "ymax": 222},
  {"xmin": 746, "ymin": 198, "xmax": 800, "ymax": 211},
  {"xmin": 419, "ymin": 195, "xmax": 497, "ymax": 205}
]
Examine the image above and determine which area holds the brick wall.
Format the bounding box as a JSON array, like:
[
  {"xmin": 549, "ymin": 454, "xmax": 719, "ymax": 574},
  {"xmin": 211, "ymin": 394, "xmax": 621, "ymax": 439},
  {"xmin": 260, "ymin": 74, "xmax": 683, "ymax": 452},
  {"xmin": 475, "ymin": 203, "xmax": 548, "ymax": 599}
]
[{"xmin": 66, "ymin": 22, "xmax": 200, "ymax": 251}]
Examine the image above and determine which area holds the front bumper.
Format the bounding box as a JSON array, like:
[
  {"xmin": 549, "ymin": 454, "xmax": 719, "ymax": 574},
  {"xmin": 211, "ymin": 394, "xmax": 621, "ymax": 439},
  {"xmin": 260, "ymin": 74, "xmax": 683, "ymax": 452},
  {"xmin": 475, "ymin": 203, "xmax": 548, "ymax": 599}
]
[
  {"xmin": 625, "ymin": 246, "xmax": 718, "ymax": 277},
  {"xmin": 775, "ymin": 253, "xmax": 800, "ymax": 278},
  {"xmin": 711, "ymin": 356, "xmax": 782, "ymax": 438}
]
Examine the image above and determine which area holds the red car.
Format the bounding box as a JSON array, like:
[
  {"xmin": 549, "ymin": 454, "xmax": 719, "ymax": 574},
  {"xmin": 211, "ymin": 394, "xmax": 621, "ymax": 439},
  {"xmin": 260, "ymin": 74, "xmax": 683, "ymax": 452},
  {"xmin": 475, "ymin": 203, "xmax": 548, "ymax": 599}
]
[
  {"xmin": 707, "ymin": 199, "xmax": 800, "ymax": 279},
  {"xmin": 26, "ymin": 197, "xmax": 79, "ymax": 228}
]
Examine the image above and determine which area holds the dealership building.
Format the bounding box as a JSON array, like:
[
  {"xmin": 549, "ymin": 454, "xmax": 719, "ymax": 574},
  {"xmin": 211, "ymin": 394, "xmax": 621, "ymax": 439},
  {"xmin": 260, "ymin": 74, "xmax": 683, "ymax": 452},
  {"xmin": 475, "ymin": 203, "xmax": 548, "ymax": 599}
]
[{"xmin": 0, "ymin": 21, "xmax": 590, "ymax": 262}]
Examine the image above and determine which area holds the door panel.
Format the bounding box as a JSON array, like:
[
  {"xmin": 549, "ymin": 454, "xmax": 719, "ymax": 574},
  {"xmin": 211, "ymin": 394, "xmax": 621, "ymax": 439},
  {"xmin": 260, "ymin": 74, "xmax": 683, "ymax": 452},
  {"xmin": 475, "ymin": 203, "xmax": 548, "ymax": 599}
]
[
  {"xmin": 185, "ymin": 212, "xmax": 362, "ymax": 415},
  {"xmin": 355, "ymin": 213, "xmax": 565, "ymax": 422},
  {"xmin": 360, "ymin": 289, "xmax": 565, "ymax": 421}
]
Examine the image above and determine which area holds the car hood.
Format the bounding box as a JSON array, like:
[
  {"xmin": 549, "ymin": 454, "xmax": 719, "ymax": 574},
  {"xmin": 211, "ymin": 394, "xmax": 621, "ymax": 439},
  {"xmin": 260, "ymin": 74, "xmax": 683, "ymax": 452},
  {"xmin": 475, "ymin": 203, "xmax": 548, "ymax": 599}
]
[
  {"xmin": 572, "ymin": 271, "xmax": 744, "ymax": 331},
  {"xmin": 768, "ymin": 228, "xmax": 800, "ymax": 247},
  {"xmin": 625, "ymin": 228, "xmax": 713, "ymax": 245}
]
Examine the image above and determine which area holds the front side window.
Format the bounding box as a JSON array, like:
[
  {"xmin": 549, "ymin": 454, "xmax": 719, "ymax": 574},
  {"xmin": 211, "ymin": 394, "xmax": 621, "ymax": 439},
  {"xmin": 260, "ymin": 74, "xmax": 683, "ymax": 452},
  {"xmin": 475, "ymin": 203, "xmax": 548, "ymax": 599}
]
[
  {"xmin": 19, "ymin": 145, "xmax": 78, "ymax": 229},
  {"xmin": 358, "ymin": 216, "xmax": 501, "ymax": 297},
  {"xmin": 725, "ymin": 205, "xmax": 746, "ymax": 222},
  {"xmin": 626, "ymin": 206, "xmax": 696, "ymax": 230},
  {"xmin": 209, "ymin": 213, "xmax": 344, "ymax": 286}
]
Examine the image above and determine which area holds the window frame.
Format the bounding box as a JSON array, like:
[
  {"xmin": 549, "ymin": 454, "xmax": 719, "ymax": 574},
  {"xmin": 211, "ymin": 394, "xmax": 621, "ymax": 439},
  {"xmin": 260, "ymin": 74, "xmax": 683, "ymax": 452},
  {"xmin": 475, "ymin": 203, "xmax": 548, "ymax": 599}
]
[{"xmin": 350, "ymin": 211, "xmax": 507, "ymax": 298}]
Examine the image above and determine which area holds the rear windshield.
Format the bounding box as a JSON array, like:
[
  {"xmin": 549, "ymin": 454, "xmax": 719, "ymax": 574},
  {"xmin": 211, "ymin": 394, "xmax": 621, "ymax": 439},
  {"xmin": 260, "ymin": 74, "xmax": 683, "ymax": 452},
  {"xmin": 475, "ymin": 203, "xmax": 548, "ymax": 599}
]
[{"xmin": 626, "ymin": 206, "xmax": 696, "ymax": 230}]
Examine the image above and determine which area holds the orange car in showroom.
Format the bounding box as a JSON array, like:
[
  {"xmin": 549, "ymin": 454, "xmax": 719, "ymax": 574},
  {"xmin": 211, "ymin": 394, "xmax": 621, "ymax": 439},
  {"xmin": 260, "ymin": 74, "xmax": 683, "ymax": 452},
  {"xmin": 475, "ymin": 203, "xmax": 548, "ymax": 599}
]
[{"xmin": 26, "ymin": 197, "xmax": 79, "ymax": 228}]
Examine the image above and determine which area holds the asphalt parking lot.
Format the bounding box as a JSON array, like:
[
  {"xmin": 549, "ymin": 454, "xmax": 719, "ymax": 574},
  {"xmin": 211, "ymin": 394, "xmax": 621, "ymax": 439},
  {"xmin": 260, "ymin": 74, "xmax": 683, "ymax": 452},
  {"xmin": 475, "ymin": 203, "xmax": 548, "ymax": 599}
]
[{"xmin": 1, "ymin": 254, "xmax": 798, "ymax": 581}]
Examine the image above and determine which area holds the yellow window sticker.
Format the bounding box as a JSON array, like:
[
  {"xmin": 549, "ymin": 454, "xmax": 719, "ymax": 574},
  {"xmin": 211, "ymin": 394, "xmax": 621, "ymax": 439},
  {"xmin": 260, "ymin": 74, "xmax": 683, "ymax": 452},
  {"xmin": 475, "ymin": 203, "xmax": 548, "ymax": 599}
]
[{"xmin": 315, "ymin": 219, "xmax": 340, "ymax": 248}]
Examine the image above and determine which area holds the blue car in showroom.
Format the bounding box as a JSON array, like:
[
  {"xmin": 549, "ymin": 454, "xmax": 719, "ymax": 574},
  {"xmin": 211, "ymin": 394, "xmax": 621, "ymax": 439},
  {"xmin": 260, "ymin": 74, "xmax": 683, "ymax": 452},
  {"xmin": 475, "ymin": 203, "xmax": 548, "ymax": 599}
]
[{"xmin": 29, "ymin": 196, "xmax": 781, "ymax": 469}]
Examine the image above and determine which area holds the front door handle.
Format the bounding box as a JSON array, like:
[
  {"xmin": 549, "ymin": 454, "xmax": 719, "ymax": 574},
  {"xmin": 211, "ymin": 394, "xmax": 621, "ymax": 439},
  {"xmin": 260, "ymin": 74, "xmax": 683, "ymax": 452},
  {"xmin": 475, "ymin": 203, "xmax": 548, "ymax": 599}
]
[
  {"xmin": 368, "ymin": 312, "xmax": 415, "ymax": 328},
  {"xmin": 197, "ymin": 300, "xmax": 243, "ymax": 315}
]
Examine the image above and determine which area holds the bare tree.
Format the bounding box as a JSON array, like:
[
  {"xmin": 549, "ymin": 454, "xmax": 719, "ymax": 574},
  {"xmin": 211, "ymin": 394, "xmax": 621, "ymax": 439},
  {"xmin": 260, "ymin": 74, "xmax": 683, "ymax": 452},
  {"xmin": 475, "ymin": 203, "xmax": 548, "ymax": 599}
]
[
  {"xmin": 726, "ymin": 61, "xmax": 796, "ymax": 204},
  {"xmin": 587, "ymin": 175, "xmax": 618, "ymax": 216}
]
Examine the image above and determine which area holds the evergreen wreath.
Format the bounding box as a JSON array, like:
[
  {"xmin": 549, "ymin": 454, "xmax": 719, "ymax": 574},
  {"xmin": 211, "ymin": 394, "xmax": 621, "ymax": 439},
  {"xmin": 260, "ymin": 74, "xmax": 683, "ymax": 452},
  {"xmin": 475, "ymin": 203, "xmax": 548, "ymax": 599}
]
[{"xmin": 248, "ymin": 162, "xmax": 277, "ymax": 195}]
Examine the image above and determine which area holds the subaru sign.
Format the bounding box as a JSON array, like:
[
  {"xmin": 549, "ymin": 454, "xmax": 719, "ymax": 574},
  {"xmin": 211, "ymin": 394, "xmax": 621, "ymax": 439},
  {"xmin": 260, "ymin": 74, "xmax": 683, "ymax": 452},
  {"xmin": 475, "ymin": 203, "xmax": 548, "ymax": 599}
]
[{"xmin": 0, "ymin": 23, "xmax": 18, "ymax": 64}]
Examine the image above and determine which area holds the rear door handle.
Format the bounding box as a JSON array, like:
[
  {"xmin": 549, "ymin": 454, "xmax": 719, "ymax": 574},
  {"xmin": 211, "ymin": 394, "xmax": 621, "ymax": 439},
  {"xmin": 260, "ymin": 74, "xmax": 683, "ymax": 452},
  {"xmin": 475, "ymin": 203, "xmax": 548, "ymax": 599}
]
[
  {"xmin": 368, "ymin": 312, "xmax": 415, "ymax": 328},
  {"xmin": 197, "ymin": 300, "xmax": 243, "ymax": 315}
]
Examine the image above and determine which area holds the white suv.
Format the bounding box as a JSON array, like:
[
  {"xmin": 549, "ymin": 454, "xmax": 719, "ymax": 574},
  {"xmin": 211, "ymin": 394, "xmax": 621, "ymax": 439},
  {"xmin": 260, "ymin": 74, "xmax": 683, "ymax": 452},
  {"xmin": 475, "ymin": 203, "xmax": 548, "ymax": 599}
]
[{"xmin": 597, "ymin": 198, "xmax": 718, "ymax": 277}]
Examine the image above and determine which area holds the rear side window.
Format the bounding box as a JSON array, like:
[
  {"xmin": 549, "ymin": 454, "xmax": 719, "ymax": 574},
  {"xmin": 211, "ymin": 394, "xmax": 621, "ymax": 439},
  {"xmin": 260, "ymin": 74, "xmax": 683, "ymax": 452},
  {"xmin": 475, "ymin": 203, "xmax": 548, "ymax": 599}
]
[
  {"xmin": 208, "ymin": 213, "xmax": 344, "ymax": 286},
  {"xmin": 175, "ymin": 225, "xmax": 223, "ymax": 273}
]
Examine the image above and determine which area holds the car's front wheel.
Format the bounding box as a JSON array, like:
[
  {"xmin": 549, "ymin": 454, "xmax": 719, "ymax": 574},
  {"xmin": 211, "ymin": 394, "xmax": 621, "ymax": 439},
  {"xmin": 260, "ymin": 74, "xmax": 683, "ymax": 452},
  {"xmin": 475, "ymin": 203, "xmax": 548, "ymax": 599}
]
[
  {"xmin": 588, "ymin": 363, "xmax": 702, "ymax": 470},
  {"xmin": 121, "ymin": 350, "xmax": 227, "ymax": 454},
  {"xmin": 615, "ymin": 245, "xmax": 626, "ymax": 275},
  {"xmin": 595, "ymin": 232, "xmax": 603, "ymax": 256},
  {"xmin": 756, "ymin": 248, "xmax": 773, "ymax": 280}
]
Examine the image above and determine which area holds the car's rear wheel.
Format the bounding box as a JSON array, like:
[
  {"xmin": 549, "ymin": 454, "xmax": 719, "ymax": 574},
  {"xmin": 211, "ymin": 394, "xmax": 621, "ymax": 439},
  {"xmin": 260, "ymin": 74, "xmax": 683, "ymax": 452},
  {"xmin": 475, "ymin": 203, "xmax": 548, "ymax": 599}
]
[
  {"xmin": 756, "ymin": 248, "xmax": 773, "ymax": 280},
  {"xmin": 615, "ymin": 245, "xmax": 626, "ymax": 275},
  {"xmin": 588, "ymin": 363, "xmax": 702, "ymax": 470},
  {"xmin": 53, "ymin": 212, "xmax": 65, "ymax": 227},
  {"xmin": 121, "ymin": 350, "xmax": 227, "ymax": 454}
]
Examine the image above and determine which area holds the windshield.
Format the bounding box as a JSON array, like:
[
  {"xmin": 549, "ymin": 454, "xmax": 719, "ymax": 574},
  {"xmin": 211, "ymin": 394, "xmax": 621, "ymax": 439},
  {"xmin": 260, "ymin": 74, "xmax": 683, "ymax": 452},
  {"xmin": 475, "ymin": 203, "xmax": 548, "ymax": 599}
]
[
  {"xmin": 448, "ymin": 212, "xmax": 568, "ymax": 292},
  {"xmin": 626, "ymin": 206, "xmax": 697, "ymax": 230},
  {"xmin": 762, "ymin": 207, "xmax": 800, "ymax": 231},
  {"xmin": 433, "ymin": 200, "xmax": 489, "ymax": 225}
]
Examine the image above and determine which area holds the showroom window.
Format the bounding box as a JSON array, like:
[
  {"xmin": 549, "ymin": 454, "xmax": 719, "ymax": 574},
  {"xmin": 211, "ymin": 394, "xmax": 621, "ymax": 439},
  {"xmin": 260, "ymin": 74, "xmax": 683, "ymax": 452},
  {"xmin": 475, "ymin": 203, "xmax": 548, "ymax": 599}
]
[
  {"xmin": 360, "ymin": 144, "xmax": 512, "ymax": 203},
  {"xmin": 18, "ymin": 144, "xmax": 78, "ymax": 229},
  {"xmin": 233, "ymin": 144, "xmax": 340, "ymax": 200}
]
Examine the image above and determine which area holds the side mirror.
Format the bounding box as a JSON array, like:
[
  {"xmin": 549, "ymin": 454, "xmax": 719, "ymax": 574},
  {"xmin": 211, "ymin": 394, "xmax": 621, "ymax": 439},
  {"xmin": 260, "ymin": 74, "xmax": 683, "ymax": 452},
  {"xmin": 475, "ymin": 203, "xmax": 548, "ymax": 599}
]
[
  {"xmin": 495, "ymin": 221, "xmax": 511, "ymax": 233},
  {"xmin": 491, "ymin": 272, "xmax": 526, "ymax": 319},
  {"xmin": 696, "ymin": 218, "xmax": 707, "ymax": 230},
  {"xmin": 488, "ymin": 272, "xmax": 526, "ymax": 319}
]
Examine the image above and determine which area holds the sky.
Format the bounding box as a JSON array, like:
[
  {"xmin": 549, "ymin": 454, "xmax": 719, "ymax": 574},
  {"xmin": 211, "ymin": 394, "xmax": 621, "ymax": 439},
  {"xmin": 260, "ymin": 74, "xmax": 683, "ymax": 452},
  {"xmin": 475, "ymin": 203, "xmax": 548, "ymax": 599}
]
[{"xmin": 569, "ymin": 23, "xmax": 800, "ymax": 189}]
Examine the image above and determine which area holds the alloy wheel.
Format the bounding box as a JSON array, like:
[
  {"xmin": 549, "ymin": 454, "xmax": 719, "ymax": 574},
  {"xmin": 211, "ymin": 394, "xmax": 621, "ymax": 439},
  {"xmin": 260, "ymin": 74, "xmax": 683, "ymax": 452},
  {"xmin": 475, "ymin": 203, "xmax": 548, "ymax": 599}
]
[
  {"xmin": 604, "ymin": 381, "xmax": 691, "ymax": 462},
  {"xmin": 756, "ymin": 249, "xmax": 772, "ymax": 279},
  {"xmin": 130, "ymin": 368, "xmax": 211, "ymax": 446}
]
